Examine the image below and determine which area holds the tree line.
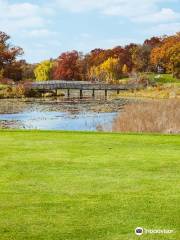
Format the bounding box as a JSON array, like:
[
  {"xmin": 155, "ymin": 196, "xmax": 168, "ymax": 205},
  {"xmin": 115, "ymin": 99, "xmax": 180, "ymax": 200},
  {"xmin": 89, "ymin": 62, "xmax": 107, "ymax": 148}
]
[{"xmin": 0, "ymin": 31, "xmax": 179, "ymax": 83}]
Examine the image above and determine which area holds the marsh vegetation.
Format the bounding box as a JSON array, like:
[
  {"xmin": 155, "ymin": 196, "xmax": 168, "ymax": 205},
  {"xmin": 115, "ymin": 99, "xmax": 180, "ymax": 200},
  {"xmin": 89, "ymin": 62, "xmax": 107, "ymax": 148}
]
[{"xmin": 113, "ymin": 99, "xmax": 180, "ymax": 134}]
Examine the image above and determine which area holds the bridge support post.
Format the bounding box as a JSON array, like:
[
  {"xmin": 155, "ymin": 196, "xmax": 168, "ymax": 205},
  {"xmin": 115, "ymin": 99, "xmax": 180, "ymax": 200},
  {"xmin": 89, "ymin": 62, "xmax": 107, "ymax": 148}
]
[
  {"xmin": 92, "ymin": 89, "xmax": 95, "ymax": 98},
  {"xmin": 80, "ymin": 89, "xmax": 83, "ymax": 99},
  {"xmin": 67, "ymin": 89, "xmax": 70, "ymax": 98},
  {"xmin": 105, "ymin": 89, "xmax": 108, "ymax": 99},
  {"xmin": 117, "ymin": 89, "xmax": 120, "ymax": 94}
]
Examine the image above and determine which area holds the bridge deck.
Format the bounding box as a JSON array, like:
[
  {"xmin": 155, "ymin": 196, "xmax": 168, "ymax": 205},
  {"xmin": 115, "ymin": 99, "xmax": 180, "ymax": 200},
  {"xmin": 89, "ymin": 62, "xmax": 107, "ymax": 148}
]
[{"xmin": 32, "ymin": 80, "xmax": 138, "ymax": 91}]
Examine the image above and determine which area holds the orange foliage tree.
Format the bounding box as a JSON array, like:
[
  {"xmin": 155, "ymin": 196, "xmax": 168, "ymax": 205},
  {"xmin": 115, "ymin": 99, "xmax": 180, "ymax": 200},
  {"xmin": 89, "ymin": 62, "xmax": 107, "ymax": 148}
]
[{"xmin": 150, "ymin": 33, "xmax": 180, "ymax": 77}]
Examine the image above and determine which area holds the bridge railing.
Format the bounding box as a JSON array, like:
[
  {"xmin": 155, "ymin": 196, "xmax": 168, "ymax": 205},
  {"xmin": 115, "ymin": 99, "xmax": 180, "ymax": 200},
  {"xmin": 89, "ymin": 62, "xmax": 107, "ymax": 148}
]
[{"xmin": 32, "ymin": 80, "xmax": 140, "ymax": 91}]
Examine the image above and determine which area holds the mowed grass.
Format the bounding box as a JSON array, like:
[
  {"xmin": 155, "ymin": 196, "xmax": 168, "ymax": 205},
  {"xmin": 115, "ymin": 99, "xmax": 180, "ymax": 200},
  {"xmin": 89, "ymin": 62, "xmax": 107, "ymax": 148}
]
[{"xmin": 0, "ymin": 131, "xmax": 179, "ymax": 240}]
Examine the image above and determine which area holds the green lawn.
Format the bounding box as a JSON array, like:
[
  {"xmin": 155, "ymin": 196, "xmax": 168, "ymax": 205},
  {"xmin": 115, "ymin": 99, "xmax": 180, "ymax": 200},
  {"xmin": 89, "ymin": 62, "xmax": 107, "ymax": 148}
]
[
  {"xmin": 148, "ymin": 73, "xmax": 179, "ymax": 84},
  {"xmin": 0, "ymin": 131, "xmax": 179, "ymax": 240},
  {"xmin": 0, "ymin": 84, "xmax": 7, "ymax": 90}
]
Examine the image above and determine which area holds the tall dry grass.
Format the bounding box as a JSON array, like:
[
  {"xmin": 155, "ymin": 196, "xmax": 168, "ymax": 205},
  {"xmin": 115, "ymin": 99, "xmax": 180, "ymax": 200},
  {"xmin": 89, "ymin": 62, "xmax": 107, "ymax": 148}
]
[{"xmin": 113, "ymin": 99, "xmax": 180, "ymax": 134}]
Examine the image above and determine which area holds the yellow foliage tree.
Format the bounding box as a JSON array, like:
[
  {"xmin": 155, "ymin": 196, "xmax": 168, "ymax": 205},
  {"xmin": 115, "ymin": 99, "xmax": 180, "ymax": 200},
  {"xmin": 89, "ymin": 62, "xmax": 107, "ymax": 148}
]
[
  {"xmin": 89, "ymin": 58, "xmax": 122, "ymax": 83},
  {"xmin": 89, "ymin": 57, "xmax": 122, "ymax": 83},
  {"xmin": 34, "ymin": 60, "xmax": 53, "ymax": 81},
  {"xmin": 101, "ymin": 58, "xmax": 121, "ymax": 83},
  {"xmin": 122, "ymin": 64, "xmax": 128, "ymax": 75},
  {"xmin": 88, "ymin": 65, "xmax": 103, "ymax": 82},
  {"xmin": 101, "ymin": 58, "xmax": 120, "ymax": 83}
]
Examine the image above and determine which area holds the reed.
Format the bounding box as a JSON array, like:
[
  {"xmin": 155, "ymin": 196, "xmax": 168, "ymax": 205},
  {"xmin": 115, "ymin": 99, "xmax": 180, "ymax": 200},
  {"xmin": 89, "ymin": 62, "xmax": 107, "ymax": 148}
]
[{"xmin": 113, "ymin": 99, "xmax": 180, "ymax": 133}]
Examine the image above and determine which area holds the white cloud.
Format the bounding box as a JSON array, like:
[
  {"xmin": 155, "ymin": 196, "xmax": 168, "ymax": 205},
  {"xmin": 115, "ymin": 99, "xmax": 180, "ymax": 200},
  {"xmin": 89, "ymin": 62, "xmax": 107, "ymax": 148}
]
[
  {"xmin": 0, "ymin": 0, "xmax": 54, "ymax": 33},
  {"xmin": 134, "ymin": 8, "xmax": 180, "ymax": 23},
  {"xmin": 2, "ymin": 2, "xmax": 40, "ymax": 18},
  {"xmin": 0, "ymin": 18, "xmax": 45, "ymax": 34},
  {"xmin": 102, "ymin": 1, "xmax": 156, "ymax": 17},
  {"xmin": 71, "ymin": 34, "xmax": 140, "ymax": 53},
  {"xmin": 0, "ymin": 0, "xmax": 58, "ymax": 62},
  {"xmin": 0, "ymin": 0, "xmax": 179, "ymax": 63},
  {"xmin": 27, "ymin": 29, "xmax": 58, "ymax": 38},
  {"xmin": 55, "ymin": 0, "xmax": 106, "ymax": 12},
  {"xmin": 149, "ymin": 22, "xmax": 180, "ymax": 35},
  {"xmin": 23, "ymin": 39, "xmax": 62, "ymax": 62},
  {"xmin": 55, "ymin": 0, "xmax": 179, "ymax": 21},
  {"xmin": 1, "ymin": 0, "xmax": 179, "ymax": 34}
]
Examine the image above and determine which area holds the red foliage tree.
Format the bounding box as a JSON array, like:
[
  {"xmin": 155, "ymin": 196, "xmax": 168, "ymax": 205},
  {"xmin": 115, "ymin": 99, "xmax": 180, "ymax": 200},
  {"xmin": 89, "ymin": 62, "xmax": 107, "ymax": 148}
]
[
  {"xmin": 144, "ymin": 36, "xmax": 162, "ymax": 48},
  {"xmin": 53, "ymin": 51, "xmax": 82, "ymax": 80},
  {"xmin": 0, "ymin": 31, "xmax": 24, "ymax": 81},
  {"xmin": 84, "ymin": 49, "xmax": 107, "ymax": 67},
  {"xmin": 0, "ymin": 31, "xmax": 23, "ymax": 67}
]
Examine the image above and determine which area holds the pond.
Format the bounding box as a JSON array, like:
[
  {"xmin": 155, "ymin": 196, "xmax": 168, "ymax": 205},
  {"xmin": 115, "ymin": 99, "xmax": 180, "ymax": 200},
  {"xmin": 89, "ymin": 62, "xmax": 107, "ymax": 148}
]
[{"xmin": 0, "ymin": 96, "xmax": 127, "ymax": 131}]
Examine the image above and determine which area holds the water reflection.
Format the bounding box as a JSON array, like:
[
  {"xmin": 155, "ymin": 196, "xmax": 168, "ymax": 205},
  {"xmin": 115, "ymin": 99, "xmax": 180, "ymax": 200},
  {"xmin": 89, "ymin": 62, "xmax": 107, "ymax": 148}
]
[
  {"xmin": 0, "ymin": 111, "xmax": 116, "ymax": 131},
  {"xmin": 0, "ymin": 98, "xmax": 125, "ymax": 131}
]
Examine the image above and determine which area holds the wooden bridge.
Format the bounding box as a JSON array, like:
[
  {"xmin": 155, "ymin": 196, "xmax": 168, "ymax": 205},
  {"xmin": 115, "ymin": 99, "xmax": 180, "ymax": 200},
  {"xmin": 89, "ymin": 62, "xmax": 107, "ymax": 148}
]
[{"xmin": 32, "ymin": 80, "xmax": 139, "ymax": 98}]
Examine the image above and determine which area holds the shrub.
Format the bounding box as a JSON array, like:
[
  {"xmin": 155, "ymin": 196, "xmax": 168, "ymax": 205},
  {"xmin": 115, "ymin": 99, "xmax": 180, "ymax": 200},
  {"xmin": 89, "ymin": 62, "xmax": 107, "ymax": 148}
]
[
  {"xmin": 128, "ymin": 72, "xmax": 156, "ymax": 87},
  {"xmin": 113, "ymin": 99, "xmax": 180, "ymax": 134},
  {"xmin": 0, "ymin": 82, "xmax": 39, "ymax": 98},
  {"xmin": 0, "ymin": 78, "xmax": 14, "ymax": 85}
]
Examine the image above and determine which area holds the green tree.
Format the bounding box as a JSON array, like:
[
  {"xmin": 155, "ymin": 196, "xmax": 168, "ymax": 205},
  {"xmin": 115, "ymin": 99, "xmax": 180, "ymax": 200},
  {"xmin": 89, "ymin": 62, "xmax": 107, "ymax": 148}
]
[{"xmin": 34, "ymin": 60, "xmax": 53, "ymax": 81}]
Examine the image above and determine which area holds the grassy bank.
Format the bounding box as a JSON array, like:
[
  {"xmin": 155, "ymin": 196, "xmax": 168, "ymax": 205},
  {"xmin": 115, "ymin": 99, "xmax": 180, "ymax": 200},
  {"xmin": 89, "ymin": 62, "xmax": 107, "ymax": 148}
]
[
  {"xmin": 114, "ymin": 83, "xmax": 180, "ymax": 99},
  {"xmin": 147, "ymin": 73, "xmax": 179, "ymax": 84},
  {"xmin": 0, "ymin": 131, "xmax": 179, "ymax": 239},
  {"xmin": 111, "ymin": 73, "xmax": 180, "ymax": 99}
]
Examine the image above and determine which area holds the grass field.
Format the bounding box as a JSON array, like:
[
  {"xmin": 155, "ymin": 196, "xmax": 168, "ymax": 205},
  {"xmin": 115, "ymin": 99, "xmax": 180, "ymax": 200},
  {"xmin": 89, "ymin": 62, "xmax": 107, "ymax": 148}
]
[
  {"xmin": 147, "ymin": 73, "xmax": 178, "ymax": 84},
  {"xmin": 113, "ymin": 74, "xmax": 180, "ymax": 99},
  {"xmin": 0, "ymin": 131, "xmax": 179, "ymax": 240},
  {"xmin": 0, "ymin": 84, "xmax": 7, "ymax": 90}
]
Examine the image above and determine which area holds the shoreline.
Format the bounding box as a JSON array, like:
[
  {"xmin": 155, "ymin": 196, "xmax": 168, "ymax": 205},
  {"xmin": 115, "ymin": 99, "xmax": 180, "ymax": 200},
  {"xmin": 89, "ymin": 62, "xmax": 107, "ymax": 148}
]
[{"xmin": 0, "ymin": 129, "xmax": 179, "ymax": 136}]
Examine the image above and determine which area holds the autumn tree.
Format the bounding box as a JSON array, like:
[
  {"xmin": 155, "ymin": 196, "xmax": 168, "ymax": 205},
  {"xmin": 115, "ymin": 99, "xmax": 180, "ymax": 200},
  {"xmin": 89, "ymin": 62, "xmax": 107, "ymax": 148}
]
[
  {"xmin": 0, "ymin": 69, "xmax": 4, "ymax": 80},
  {"xmin": 34, "ymin": 60, "xmax": 53, "ymax": 81},
  {"xmin": 3, "ymin": 61, "xmax": 23, "ymax": 81},
  {"xmin": 122, "ymin": 64, "xmax": 128, "ymax": 76},
  {"xmin": 88, "ymin": 65, "xmax": 102, "ymax": 82},
  {"xmin": 168, "ymin": 42, "xmax": 180, "ymax": 78},
  {"xmin": 53, "ymin": 51, "xmax": 82, "ymax": 80},
  {"xmin": 101, "ymin": 57, "xmax": 122, "ymax": 83},
  {"xmin": 0, "ymin": 31, "xmax": 23, "ymax": 81},
  {"xmin": 19, "ymin": 60, "xmax": 36, "ymax": 81},
  {"xmin": 144, "ymin": 36, "xmax": 162, "ymax": 48},
  {"xmin": 84, "ymin": 49, "xmax": 108, "ymax": 68},
  {"xmin": 151, "ymin": 33, "xmax": 180, "ymax": 77},
  {"xmin": 112, "ymin": 46, "xmax": 131, "ymax": 70},
  {"xmin": 89, "ymin": 57, "xmax": 122, "ymax": 83},
  {"xmin": 128, "ymin": 44, "xmax": 152, "ymax": 72}
]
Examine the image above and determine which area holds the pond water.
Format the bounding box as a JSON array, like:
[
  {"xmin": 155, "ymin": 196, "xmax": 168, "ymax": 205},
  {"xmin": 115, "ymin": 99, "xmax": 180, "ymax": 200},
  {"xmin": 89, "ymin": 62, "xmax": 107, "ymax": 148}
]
[{"xmin": 0, "ymin": 96, "xmax": 127, "ymax": 131}]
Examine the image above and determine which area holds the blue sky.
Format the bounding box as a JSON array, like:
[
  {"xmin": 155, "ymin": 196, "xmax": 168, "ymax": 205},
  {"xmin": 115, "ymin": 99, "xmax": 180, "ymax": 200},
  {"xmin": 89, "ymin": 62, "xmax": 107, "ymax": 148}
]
[{"xmin": 0, "ymin": 0, "xmax": 180, "ymax": 63}]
